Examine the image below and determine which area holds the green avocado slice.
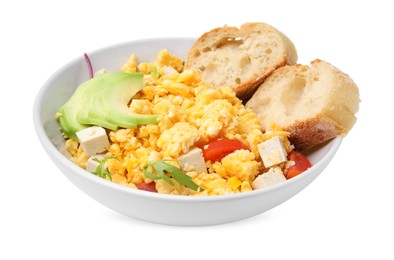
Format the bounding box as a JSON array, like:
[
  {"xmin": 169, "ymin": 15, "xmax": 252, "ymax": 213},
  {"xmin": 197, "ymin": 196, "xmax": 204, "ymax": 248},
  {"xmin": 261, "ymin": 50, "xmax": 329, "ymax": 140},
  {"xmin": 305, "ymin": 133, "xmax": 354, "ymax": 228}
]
[
  {"xmin": 76, "ymin": 75, "xmax": 118, "ymax": 131},
  {"xmin": 99, "ymin": 73, "xmax": 159, "ymax": 127},
  {"xmin": 58, "ymin": 81, "xmax": 90, "ymax": 140}
]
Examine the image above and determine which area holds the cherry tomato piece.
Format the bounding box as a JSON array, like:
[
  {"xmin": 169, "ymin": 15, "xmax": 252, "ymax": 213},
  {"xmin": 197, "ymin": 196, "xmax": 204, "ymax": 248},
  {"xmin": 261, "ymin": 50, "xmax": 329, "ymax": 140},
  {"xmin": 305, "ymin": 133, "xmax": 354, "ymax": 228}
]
[
  {"xmin": 286, "ymin": 150, "xmax": 312, "ymax": 179},
  {"xmin": 203, "ymin": 138, "xmax": 249, "ymax": 162},
  {"xmin": 136, "ymin": 182, "xmax": 157, "ymax": 192}
]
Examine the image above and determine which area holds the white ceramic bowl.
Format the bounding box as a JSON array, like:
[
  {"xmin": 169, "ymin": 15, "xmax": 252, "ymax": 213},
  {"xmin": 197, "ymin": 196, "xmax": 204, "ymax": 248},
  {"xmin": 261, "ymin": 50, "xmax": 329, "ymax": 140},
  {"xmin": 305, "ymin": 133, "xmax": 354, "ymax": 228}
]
[{"xmin": 33, "ymin": 38, "xmax": 342, "ymax": 226}]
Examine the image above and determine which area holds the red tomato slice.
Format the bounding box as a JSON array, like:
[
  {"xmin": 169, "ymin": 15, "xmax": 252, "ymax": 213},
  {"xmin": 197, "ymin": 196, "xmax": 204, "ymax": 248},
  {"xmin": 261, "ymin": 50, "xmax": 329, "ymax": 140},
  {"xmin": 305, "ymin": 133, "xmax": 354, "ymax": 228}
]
[
  {"xmin": 136, "ymin": 182, "xmax": 157, "ymax": 192},
  {"xmin": 286, "ymin": 150, "xmax": 312, "ymax": 179},
  {"xmin": 203, "ymin": 138, "xmax": 249, "ymax": 162}
]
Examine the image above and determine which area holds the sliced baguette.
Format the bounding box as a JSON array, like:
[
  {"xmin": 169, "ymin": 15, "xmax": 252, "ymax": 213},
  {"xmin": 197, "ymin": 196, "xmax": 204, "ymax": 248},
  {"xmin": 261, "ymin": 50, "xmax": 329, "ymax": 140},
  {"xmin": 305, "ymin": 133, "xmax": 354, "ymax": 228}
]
[
  {"xmin": 185, "ymin": 22, "xmax": 297, "ymax": 101},
  {"xmin": 246, "ymin": 59, "xmax": 360, "ymax": 151}
]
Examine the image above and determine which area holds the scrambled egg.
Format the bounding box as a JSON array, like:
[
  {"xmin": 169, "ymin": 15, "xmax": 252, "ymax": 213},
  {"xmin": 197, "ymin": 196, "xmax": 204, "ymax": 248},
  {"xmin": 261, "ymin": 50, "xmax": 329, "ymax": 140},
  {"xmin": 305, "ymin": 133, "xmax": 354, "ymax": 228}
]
[{"xmin": 67, "ymin": 49, "xmax": 291, "ymax": 196}]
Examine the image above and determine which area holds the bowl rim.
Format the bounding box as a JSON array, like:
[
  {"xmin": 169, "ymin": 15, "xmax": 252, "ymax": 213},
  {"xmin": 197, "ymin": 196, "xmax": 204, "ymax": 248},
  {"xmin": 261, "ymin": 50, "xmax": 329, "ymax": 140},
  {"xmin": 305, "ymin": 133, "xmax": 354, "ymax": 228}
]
[{"xmin": 33, "ymin": 37, "xmax": 343, "ymax": 203}]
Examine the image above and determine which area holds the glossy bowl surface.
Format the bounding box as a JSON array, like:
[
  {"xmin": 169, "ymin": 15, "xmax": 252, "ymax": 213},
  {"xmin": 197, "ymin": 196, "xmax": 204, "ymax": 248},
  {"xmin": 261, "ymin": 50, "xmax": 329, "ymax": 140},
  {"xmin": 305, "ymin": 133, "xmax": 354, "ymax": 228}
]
[{"xmin": 33, "ymin": 38, "xmax": 342, "ymax": 226}]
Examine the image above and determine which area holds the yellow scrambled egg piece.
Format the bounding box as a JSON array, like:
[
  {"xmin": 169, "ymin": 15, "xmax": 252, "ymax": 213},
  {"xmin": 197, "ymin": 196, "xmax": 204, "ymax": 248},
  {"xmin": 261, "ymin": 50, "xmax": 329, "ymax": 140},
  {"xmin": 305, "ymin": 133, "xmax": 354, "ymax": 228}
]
[
  {"xmin": 157, "ymin": 122, "xmax": 201, "ymax": 158},
  {"xmin": 221, "ymin": 150, "xmax": 260, "ymax": 182}
]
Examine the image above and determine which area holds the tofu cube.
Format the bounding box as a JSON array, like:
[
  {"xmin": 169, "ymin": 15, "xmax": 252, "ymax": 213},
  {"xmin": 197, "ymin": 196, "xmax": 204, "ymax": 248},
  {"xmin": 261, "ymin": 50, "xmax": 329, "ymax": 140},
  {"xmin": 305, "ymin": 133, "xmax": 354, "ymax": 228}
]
[
  {"xmin": 178, "ymin": 148, "xmax": 207, "ymax": 173},
  {"xmin": 76, "ymin": 126, "xmax": 110, "ymax": 156},
  {"xmin": 86, "ymin": 153, "xmax": 105, "ymax": 172},
  {"xmin": 258, "ymin": 136, "xmax": 288, "ymax": 167},
  {"xmin": 251, "ymin": 167, "xmax": 287, "ymax": 190},
  {"xmin": 161, "ymin": 66, "xmax": 178, "ymax": 75}
]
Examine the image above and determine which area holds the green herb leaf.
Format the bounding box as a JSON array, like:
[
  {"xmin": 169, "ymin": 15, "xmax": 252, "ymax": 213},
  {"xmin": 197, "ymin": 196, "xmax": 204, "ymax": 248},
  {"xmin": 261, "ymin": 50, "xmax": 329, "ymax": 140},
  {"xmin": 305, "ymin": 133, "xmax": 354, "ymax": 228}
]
[
  {"xmin": 143, "ymin": 160, "xmax": 203, "ymax": 191},
  {"xmin": 91, "ymin": 156, "xmax": 118, "ymax": 181},
  {"xmin": 143, "ymin": 163, "xmax": 173, "ymax": 185}
]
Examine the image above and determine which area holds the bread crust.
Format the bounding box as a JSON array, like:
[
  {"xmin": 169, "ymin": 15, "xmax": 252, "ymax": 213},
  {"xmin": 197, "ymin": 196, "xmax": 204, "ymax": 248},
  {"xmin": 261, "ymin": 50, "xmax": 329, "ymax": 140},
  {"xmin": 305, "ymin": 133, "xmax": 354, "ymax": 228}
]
[
  {"xmin": 232, "ymin": 59, "xmax": 287, "ymax": 101},
  {"xmin": 185, "ymin": 22, "xmax": 297, "ymax": 101},
  {"xmin": 286, "ymin": 117, "xmax": 344, "ymax": 151}
]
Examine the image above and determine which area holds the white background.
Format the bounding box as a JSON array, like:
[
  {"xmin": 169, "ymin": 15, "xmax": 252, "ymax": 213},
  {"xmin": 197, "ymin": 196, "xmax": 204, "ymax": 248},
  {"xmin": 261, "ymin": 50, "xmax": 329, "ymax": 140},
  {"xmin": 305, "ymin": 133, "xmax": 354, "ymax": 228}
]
[{"xmin": 1, "ymin": 0, "xmax": 393, "ymax": 259}]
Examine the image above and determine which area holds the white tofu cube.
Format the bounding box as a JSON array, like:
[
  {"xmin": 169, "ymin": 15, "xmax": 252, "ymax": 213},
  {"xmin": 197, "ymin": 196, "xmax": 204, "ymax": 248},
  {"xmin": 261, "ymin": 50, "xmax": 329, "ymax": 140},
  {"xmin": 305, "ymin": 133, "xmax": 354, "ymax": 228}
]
[
  {"xmin": 161, "ymin": 66, "xmax": 178, "ymax": 75},
  {"xmin": 178, "ymin": 148, "xmax": 207, "ymax": 173},
  {"xmin": 76, "ymin": 126, "xmax": 110, "ymax": 156},
  {"xmin": 251, "ymin": 167, "xmax": 287, "ymax": 189},
  {"xmin": 258, "ymin": 136, "xmax": 288, "ymax": 167},
  {"xmin": 86, "ymin": 153, "xmax": 105, "ymax": 172}
]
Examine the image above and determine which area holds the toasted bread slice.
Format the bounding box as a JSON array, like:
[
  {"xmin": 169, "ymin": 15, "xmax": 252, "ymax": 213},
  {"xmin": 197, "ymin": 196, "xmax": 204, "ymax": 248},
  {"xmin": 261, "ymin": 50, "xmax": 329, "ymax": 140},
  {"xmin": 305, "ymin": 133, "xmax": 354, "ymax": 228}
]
[
  {"xmin": 246, "ymin": 59, "xmax": 360, "ymax": 151},
  {"xmin": 185, "ymin": 22, "xmax": 297, "ymax": 101}
]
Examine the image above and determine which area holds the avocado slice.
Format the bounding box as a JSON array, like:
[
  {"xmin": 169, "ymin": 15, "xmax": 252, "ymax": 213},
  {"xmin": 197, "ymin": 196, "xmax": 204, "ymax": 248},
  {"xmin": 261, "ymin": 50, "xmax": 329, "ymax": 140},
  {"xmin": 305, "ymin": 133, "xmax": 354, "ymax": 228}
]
[
  {"xmin": 57, "ymin": 72, "xmax": 159, "ymax": 140},
  {"xmin": 76, "ymin": 74, "xmax": 118, "ymax": 131},
  {"xmin": 58, "ymin": 81, "xmax": 90, "ymax": 140},
  {"xmin": 99, "ymin": 73, "xmax": 159, "ymax": 127},
  {"xmin": 84, "ymin": 72, "xmax": 158, "ymax": 128}
]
